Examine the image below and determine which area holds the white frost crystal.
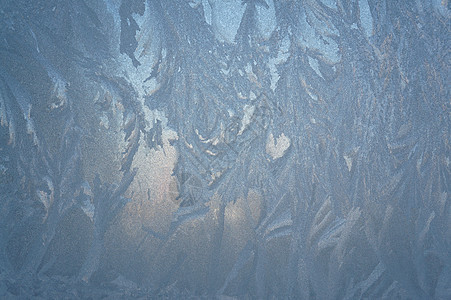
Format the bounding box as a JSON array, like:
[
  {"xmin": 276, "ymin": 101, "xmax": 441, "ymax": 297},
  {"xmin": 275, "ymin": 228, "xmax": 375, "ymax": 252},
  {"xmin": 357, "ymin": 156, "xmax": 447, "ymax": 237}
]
[{"xmin": 266, "ymin": 132, "xmax": 291, "ymax": 159}]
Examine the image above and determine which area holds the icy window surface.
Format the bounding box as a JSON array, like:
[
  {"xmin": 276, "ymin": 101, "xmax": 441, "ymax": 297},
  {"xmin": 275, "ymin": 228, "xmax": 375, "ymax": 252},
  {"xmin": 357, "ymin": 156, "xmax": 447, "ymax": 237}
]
[{"xmin": 0, "ymin": 0, "xmax": 450, "ymax": 298}]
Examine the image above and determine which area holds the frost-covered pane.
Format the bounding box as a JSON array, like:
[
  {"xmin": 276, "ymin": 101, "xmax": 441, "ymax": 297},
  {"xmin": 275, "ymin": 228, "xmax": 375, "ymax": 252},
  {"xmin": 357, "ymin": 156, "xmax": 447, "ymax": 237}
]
[{"xmin": 0, "ymin": 0, "xmax": 449, "ymax": 299}]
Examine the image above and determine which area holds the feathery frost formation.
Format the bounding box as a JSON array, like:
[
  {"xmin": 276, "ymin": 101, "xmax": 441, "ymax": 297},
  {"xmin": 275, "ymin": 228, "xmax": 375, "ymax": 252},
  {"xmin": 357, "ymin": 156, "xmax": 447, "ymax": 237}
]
[{"xmin": 0, "ymin": 0, "xmax": 449, "ymax": 298}]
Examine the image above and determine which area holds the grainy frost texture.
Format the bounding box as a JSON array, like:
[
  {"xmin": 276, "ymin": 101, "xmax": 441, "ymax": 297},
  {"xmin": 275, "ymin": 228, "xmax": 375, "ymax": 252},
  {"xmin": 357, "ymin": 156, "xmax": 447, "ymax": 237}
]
[{"xmin": 0, "ymin": 0, "xmax": 450, "ymax": 298}]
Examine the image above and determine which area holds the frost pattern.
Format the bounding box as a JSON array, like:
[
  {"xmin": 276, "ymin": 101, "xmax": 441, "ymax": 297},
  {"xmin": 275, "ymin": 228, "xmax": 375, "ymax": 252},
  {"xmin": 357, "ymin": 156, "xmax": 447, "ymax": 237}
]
[{"xmin": 0, "ymin": 0, "xmax": 449, "ymax": 299}]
